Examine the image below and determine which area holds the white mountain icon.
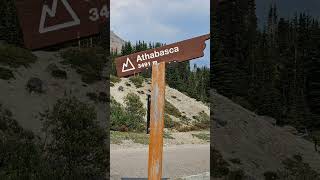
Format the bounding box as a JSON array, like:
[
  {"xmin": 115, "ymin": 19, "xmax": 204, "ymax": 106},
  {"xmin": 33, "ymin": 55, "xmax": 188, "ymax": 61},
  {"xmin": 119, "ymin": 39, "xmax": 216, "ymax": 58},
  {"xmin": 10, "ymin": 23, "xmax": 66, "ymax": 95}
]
[
  {"xmin": 122, "ymin": 58, "xmax": 135, "ymax": 72},
  {"xmin": 39, "ymin": 0, "xmax": 80, "ymax": 34}
]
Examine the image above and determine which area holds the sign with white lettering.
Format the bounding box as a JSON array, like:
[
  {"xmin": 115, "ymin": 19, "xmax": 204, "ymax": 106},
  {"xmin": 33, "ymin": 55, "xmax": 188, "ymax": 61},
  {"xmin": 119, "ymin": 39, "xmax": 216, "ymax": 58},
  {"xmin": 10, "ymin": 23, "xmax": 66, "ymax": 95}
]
[
  {"xmin": 15, "ymin": 0, "xmax": 109, "ymax": 49},
  {"xmin": 115, "ymin": 34, "xmax": 210, "ymax": 77}
]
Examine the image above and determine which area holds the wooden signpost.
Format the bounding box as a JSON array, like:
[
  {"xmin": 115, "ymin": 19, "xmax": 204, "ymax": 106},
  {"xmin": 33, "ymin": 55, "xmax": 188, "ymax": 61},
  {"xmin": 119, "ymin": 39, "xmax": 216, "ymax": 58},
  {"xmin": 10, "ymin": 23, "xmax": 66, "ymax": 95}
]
[
  {"xmin": 115, "ymin": 34, "xmax": 210, "ymax": 180},
  {"xmin": 15, "ymin": 0, "xmax": 109, "ymax": 49}
]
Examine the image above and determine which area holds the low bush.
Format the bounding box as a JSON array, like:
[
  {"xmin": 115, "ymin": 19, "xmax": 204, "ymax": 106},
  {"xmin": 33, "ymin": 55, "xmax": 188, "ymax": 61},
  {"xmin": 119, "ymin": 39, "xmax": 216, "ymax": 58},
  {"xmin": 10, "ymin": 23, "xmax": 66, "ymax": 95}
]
[
  {"xmin": 264, "ymin": 171, "xmax": 279, "ymax": 180},
  {"xmin": 164, "ymin": 114, "xmax": 181, "ymax": 129},
  {"xmin": 229, "ymin": 158, "xmax": 242, "ymax": 165},
  {"xmin": 277, "ymin": 154, "xmax": 320, "ymax": 179},
  {"xmin": 165, "ymin": 100, "xmax": 182, "ymax": 118},
  {"xmin": 227, "ymin": 169, "xmax": 245, "ymax": 180},
  {"xmin": 40, "ymin": 97, "xmax": 108, "ymax": 179},
  {"xmin": 176, "ymin": 125, "xmax": 199, "ymax": 132},
  {"xmin": 129, "ymin": 75, "xmax": 144, "ymax": 88},
  {"xmin": 111, "ymin": 96, "xmax": 145, "ymax": 132},
  {"xmin": 26, "ymin": 77, "xmax": 44, "ymax": 94},
  {"xmin": 60, "ymin": 47, "xmax": 106, "ymax": 84},
  {"xmin": 193, "ymin": 111, "xmax": 210, "ymax": 130},
  {"xmin": 86, "ymin": 92, "xmax": 98, "ymax": 102},
  {"xmin": 124, "ymin": 93, "xmax": 146, "ymax": 116},
  {"xmin": 0, "ymin": 67, "xmax": 14, "ymax": 80},
  {"xmin": 51, "ymin": 69, "xmax": 67, "ymax": 79},
  {"xmin": 0, "ymin": 104, "xmax": 42, "ymax": 179},
  {"xmin": 211, "ymin": 148, "xmax": 230, "ymax": 178},
  {"xmin": 0, "ymin": 44, "xmax": 36, "ymax": 68},
  {"xmin": 98, "ymin": 92, "xmax": 108, "ymax": 103},
  {"xmin": 192, "ymin": 133, "xmax": 210, "ymax": 142},
  {"xmin": 110, "ymin": 75, "xmax": 121, "ymax": 84}
]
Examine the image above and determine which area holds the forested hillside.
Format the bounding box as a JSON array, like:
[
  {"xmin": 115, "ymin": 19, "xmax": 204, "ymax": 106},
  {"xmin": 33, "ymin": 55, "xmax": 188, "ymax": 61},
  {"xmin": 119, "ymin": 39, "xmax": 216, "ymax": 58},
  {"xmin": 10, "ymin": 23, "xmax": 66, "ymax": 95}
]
[{"xmin": 212, "ymin": 0, "xmax": 320, "ymax": 131}]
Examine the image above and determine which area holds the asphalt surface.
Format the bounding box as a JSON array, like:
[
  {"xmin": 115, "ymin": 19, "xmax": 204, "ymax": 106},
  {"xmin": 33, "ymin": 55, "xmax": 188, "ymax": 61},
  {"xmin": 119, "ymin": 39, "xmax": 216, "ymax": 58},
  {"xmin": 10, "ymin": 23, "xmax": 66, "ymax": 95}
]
[{"xmin": 110, "ymin": 144, "xmax": 210, "ymax": 180}]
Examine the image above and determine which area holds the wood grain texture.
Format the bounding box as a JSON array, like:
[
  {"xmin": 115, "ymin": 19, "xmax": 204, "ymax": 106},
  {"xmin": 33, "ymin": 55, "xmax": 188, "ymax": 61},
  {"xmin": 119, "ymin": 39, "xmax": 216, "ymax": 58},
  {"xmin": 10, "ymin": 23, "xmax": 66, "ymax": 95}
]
[{"xmin": 148, "ymin": 62, "xmax": 166, "ymax": 180}]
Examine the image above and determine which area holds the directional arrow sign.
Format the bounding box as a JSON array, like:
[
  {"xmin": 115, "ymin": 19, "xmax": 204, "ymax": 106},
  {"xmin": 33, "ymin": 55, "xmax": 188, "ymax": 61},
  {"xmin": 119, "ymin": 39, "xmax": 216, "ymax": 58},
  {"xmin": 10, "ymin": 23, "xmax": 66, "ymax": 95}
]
[
  {"xmin": 15, "ymin": 0, "xmax": 109, "ymax": 49},
  {"xmin": 115, "ymin": 34, "xmax": 210, "ymax": 77}
]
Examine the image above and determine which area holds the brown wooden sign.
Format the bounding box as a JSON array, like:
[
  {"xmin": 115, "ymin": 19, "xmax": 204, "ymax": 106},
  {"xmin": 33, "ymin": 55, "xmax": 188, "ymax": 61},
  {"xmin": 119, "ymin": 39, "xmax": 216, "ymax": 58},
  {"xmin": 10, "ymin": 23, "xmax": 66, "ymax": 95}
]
[
  {"xmin": 115, "ymin": 34, "xmax": 210, "ymax": 77},
  {"xmin": 15, "ymin": 0, "xmax": 109, "ymax": 49}
]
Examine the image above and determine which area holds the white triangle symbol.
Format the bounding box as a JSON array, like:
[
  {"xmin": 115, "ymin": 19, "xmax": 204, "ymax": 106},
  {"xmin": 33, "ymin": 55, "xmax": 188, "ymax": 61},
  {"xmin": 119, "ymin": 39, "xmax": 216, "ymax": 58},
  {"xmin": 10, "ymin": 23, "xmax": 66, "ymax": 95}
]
[
  {"xmin": 39, "ymin": 0, "xmax": 80, "ymax": 34},
  {"xmin": 122, "ymin": 58, "xmax": 136, "ymax": 72}
]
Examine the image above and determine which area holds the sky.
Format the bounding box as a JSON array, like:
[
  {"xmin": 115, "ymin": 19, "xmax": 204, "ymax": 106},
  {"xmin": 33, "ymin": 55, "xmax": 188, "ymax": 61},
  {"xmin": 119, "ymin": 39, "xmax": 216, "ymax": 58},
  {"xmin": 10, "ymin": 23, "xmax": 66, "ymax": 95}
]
[{"xmin": 111, "ymin": 0, "xmax": 210, "ymax": 68}]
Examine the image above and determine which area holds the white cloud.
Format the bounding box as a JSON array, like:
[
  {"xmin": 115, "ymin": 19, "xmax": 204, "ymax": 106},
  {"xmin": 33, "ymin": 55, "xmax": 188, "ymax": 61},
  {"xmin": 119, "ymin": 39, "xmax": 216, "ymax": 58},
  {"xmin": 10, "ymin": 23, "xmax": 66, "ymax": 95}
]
[{"xmin": 111, "ymin": 0, "xmax": 210, "ymax": 42}]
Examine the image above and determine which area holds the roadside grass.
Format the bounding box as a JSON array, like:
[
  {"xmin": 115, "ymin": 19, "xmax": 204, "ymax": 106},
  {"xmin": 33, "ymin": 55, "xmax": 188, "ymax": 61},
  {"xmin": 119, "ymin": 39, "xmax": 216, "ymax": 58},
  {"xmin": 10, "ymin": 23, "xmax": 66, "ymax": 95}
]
[
  {"xmin": 111, "ymin": 131, "xmax": 149, "ymax": 145},
  {"xmin": 111, "ymin": 131, "xmax": 176, "ymax": 145},
  {"xmin": 192, "ymin": 132, "xmax": 210, "ymax": 142},
  {"xmin": 0, "ymin": 44, "xmax": 36, "ymax": 68}
]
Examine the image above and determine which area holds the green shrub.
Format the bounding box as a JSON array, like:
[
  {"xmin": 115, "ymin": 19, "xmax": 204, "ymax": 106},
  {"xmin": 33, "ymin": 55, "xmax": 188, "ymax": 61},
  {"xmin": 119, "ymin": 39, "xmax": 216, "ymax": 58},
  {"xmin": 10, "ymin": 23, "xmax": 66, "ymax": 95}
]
[
  {"xmin": 165, "ymin": 100, "xmax": 182, "ymax": 118},
  {"xmin": 26, "ymin": 77, "xmax": 44, "ymax": 94},
  {"xmin": 176, "ymin": 126, "xmax": 197, "ymax": 132},
  {"xmin": 180, "ymin": 115, "xmax": 192, "ymax": 125},
  {"xmin": 124, "ymin": 93, "xmax": 146, "ymax": 117},
  {"xmin": 229, "ymin": 158, "xmax": 242, "ymax": 165},
  {"xmin": 0, "ymin": 67, "xmax": 14, "ymax": 80},
  {"xmin": 264, "ymin": 171, "xmax": 279, "ymax": 180},
  {"xmin": 0, "ymin": 104, "xmax": 42, "ymax": 179},
  {"xmin": 192, "ymin": 133, "xmax": 210, "ymax": 142},
  {"xmin": 277, "ymin": 154, "xmax": 320, "ymax": 179},
  {"xmin": 60, "ymin": 47, "xmax": 106, "ymax": 84},
  {"xmin": 111, "ymin": 97, "xmax": 145, "ymax": 132},
  {"xmin": 0, "ymin": 44, "xmax": 36, "ymax": 68},
  {"xmin": 86, "ymin": 92, "xmax": 98, "ymax": 102},
  {"xmin": 51, "ymin": 69, "xmax": 67, "ymax": 79},
  {"xmin": 164, "ymin": 114, "xmax": 181, "ymax": 129},
  {"xmin": 110, "ymin": 75, "xmax": 121, "ymax": 84},
  {"xmin": 227, "ymin": 169, "xmax": 245, "ymax": 180},
  {"xmin": 129, "ymin": 75, "xmax": 144, "ymax": 88},
  {"xmin": 164, "ymin": 132, "xmax": 175, "ymax": 139},
  {"xmin": 40, "ymin": 97, "xmax": 108, "ymax": 179},
  {"xmin": 211, "ymin": 148, "xmax": 230, "ymax": 178},
  {"xmin": 98, "ymin": 92, "xmax": 108, "ymax": 103},
  {"xmin": 193, "ymin": 111, "xmax": 210, "ymax": 130}
]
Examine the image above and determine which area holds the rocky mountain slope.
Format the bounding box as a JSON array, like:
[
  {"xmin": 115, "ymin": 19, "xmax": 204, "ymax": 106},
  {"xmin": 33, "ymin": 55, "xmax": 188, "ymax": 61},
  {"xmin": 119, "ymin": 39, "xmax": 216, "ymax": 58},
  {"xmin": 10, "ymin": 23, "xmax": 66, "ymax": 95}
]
[
  {"xmin": 110, "ymin": 31, "xmax": 125, "ymax": 53},
  {"xmin": 110, "ymin": 77, "xmax": 210, "ymax": 125},
  {"xmin": 211, "ymin": 89, "xmax": 320, "ymax": 179},
  {"xmin": 0, "ymin": 50, "xmax": 107, "ymax": 135}
]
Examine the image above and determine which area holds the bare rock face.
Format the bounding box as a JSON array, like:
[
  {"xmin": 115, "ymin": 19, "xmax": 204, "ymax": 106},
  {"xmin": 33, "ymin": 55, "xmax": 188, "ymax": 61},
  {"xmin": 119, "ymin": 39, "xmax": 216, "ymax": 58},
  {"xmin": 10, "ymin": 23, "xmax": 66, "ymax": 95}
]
[{"xmin": 110, "ymin": 31, "xmax": 125, "ymax": 53}]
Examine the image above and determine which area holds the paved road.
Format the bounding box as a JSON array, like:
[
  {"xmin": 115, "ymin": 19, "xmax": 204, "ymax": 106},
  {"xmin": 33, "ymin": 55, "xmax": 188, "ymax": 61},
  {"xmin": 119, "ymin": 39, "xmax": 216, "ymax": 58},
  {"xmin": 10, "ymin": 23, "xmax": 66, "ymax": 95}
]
[{"xmin": 110, "ymin": 144, "xmax": 209, "ymax": 180}]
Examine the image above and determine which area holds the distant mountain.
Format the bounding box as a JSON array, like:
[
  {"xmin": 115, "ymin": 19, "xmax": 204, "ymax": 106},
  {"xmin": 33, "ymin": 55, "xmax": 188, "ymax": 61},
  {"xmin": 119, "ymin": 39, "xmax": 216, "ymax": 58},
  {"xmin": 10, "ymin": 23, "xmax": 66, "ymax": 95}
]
[{"xmin": 110, "ymin": 31, "xmax": 125, "ymax": 53}]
